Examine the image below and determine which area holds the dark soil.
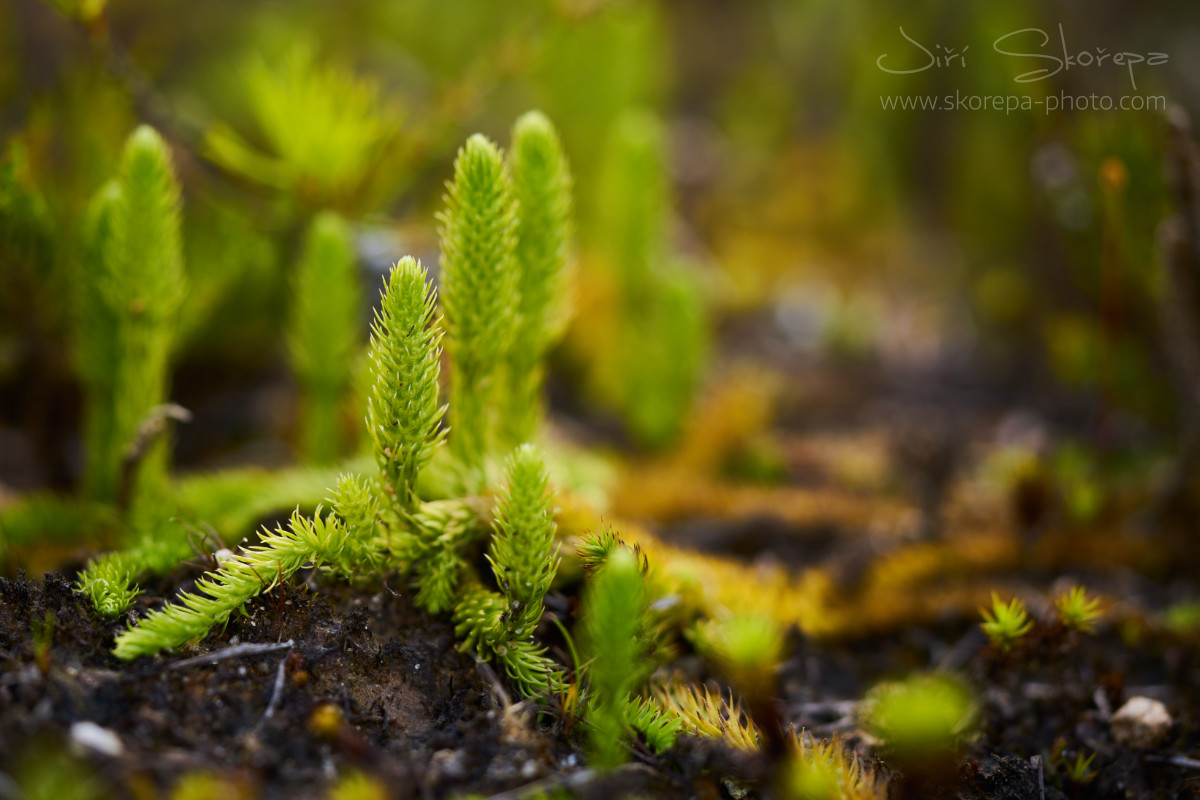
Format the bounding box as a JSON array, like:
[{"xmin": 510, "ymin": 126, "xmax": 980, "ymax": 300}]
[{"xmin": 2, "ymin": 552, "xmax": 1199, "ymax": 799}]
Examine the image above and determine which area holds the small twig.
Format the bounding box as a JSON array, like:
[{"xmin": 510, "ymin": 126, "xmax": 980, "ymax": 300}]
[
  {"xmin": 1031, "ymin": 754, "xmax": 1044, "ymax": 800},
  {"xmin": 258, "ymin": 647, "xmax": 292, "ymax": 726},
  {"xmin": 1146, "ymin": 753, "xmax": 1200, "ymax": 770},
  {"xmin": 166, "ymin": 639, "xmax": 294, "ymax": 671}
]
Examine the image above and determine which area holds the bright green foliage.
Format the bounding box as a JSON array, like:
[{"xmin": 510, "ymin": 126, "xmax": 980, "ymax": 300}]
[
  {"xmin": 406, "ymin": 498, "xmax": 480, "ymax": 613},
  {"xmin": 366, "ymin": 257, "xmax": 446, "ymax": 513},
  {"xmin": 1054, "ymin": 586, "xmax": 1101, "ymax": 634},
  {"xmin": 453, "ymin": 445, "xmax": 562, "ymax": 697},
  {"xmin": 76, "ymin": 552, "xmax": 140, "ymax": 618},
  {"xmin": 438, "ymin": 134, "xmax": 518, "ymax": 472},
  {"xmin": 80, "ymin": 125, "xmax": 185, "ymax": 506},
  {"xmin": 576, "ymin": 525, "xmax": 625, "ymax": 571},
  {"xmin": 328, "ymin": 473, "xmax": 383, "ymax": 574},
  {"xmin": 597, "ymin": 110, "xmax": 708, "ymax": 448},
  {"xmin": 99, "ymin": 121, "xmax": 575, "ymax": 706},
  {"xmin": 623, "ymin": 695, "xmax": 682, "ymax": 753},
  {"xmin": 205, "ymin": 47, "xmax": 392, "ymax": 198},
  {"xmin": 864, "ymin": 673, "xmax": 975, "ymax": 760},
  {"xmin": 579, "ymin": 546, "xmax": 646, "ymax": 769},
  {"xmin": 113, "ymin": 507, "xmax": 375, "ymax": 659},
  {"xmin": 486, "ymin": 444, "xmax": 559, "ymax": 637},
  {"xmin": 503, "ymin": 111, "xmax": 574, "ymax": 445},
  {"xmin": 980, "ymin": 593, "xmax": 1033, "ymax": 652},
  {"xmin": 288, "ymin": 212, "xmax": 362, "ymax": 464},
  {"xmin": 173, "ymin": 458, "xmax": 370, "ymax": 543}
]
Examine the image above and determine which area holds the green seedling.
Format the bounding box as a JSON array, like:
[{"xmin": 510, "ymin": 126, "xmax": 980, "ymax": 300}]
[
  {"xmin": 1061, "ymin": 751, "xmax": 1097, "ymax": 784},
  {"xmin": 1054, "ymin": 586, "xmax": 1102, "ymax": 634},
  {"xmin": 980, "ymin": 593, "xmax": 1033, "ymax": 652},
  {"xmin": 453, "ymin": 444, "xmax": 563, "ymax": 697}
]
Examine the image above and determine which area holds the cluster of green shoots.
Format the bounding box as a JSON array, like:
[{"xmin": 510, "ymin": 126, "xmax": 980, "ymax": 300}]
[
  {"xmin": 74, "ymin": 112, "xmax": 575, "ymax": 700},
  {"xmin": 20, "ymin": 109, "xmax": 782, "ymax": 773},
  {"xmin": 979, "ymin": 586, "xmax": 1102, "ymax": 653}
]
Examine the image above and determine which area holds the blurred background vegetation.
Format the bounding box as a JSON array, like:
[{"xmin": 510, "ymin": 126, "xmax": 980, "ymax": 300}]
[{"xmin": 2, "ymin": 0, "xmax": 1198, "ymax": 496}]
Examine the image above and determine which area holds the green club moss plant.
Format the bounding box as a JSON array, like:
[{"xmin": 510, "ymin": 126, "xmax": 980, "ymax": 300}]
[
  {"xmin": 288, "ymin": 211, "xmax": 362, "ymax": 464},
  {"xmin": 74, "ymin": 125, "xmax": 188, "ymax": 613},
  {"xmin": 438, "ymin": 133, "xmax": 519, "ymax": 474},
  {"xmin": 579, "ymin": 545, "xmax": 646, "ymax": 769},
  {"xmin": 79, "ymin": 125, "xmax": 185, "ymax": 506},
  {"xmin": 103, "ymin": 118, "xmax": 575, "ymax": 705},
  {"xmin": 503, "ymin": 110, "xmax": 574, "ymax": 447}
]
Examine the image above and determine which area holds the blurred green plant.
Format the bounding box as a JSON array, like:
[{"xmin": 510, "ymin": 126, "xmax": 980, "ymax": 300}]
[
  {"xmin": 438, "ymin": 133, "xmax": 518, "ymax": 477},
  {"xmin": 1062, "ymin": 751, "xmax": 1098, "ymax": 784},
  {"xmin": 502, "ymin": 110, "xmax": 574, "ymax": 447},
  {"xmin": 864, "ymin": 673, "xmax": 975, "ymax": 762},
  {"xmin": 579, "ymin": 545, "xmax": 647, "ymax": 769},
  {"xmin": 77, "ymin": 125, "xmax": 186, "ymax": 507},
  {"xmin": 287, "ymin": 211, "xmax": 362, "ymax": 464},
  {"xmin": 206, "ymin": 47, "xmax": 395, "ymax": 204},
  {"xmin": 980, "ymin": 593, "xmax": 1034, "ymax": 652},
  {"xmin": 594, "ymin": 109, "xmax": 708, "ymax": 448},
  {"xmin": 1054, "ymin": 586, "xmax": 1102, "ymax": 634}
]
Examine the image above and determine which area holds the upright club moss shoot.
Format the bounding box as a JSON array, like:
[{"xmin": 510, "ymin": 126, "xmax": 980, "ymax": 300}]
[
  {"xmin": 74, "ymin": 125, "xmax": 186, "ymax": 617},
  {"xmin": 81, "ymin": 125, "xmax": 185, "ymax": 506},
  {"xmin": 504, "ymin": 110, "xmax": 574, "ymax": 446},
  {"xmin": 579, "ymin": 546, "xmax": 646, "ymax": 769},
  {"xmin": 365, "ymin": 256, "xmax": 446, "ymax": 514},
  {"xmin": 453, "ymin": 444, "xmax": 562, "ymax": 697},
  {"xmin": 438, "ymin": 134, "xmax": 518, "ymax": 474}
]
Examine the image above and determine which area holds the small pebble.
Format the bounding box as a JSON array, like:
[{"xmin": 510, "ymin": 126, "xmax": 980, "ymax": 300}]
[
  {"xmin": 1110, "ymin": 696, "xmax": 1172, "ymax": 749},
  {"xmin": 69, "ymin": 721, "xmax": 124, "ymax": 758}
]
